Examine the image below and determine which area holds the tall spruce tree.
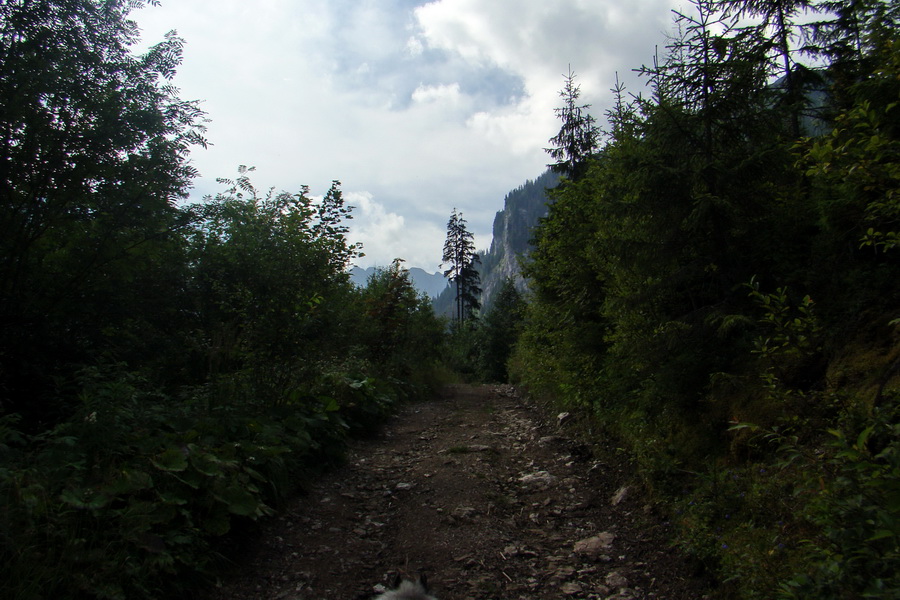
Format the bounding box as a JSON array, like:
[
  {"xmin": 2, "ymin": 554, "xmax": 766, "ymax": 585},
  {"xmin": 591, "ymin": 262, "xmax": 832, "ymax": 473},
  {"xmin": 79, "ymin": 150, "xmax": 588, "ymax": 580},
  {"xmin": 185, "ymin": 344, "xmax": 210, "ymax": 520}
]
[
  {"xmin": 458, "ymin": 256, "xmax": 482, "ymax": 319},
  {"xmin": 811, "ymin": 0, "xmax": 899, "ymax": 83},
  {"xmin": 441, "ymin": 208, "xmax": 481, "ymax": 325},
  {"xmin": 545, "ymin": 67, "xmax": 600, "ymax": 179},
  {"xmin": 721, "ymin": 0, "xmax": 819, "ymax": 136}
]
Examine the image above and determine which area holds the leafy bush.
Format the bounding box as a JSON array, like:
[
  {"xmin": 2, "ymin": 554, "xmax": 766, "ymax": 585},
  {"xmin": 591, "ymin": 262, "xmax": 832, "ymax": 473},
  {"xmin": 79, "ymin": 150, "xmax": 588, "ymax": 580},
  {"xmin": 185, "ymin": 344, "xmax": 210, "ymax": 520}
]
[
  {"xmin": 780, "ymin": 395, "xmax": 900, "ymax": 599},
  {"xmin": 0, "ymin": 367, "xmax": 330, "ymax": 598},
  {"xmin": 0, "ymin": 357, "xmax": 432, "ymax": 599}
]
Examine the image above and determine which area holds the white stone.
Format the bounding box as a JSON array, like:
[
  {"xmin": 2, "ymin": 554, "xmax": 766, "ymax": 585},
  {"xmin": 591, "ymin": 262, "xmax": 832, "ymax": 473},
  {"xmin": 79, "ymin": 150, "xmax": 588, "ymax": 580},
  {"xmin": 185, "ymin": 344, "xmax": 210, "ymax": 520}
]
[
  {"xmin": 611, "ymin": 485, "xmax": 630, "ymax": 506},
  {"xmin": 573, "ymin": 532, "xmax": 615, "ymax": 555},
  {"xmin": 518, "ymin": 471, "xmax": 556, "ymax": 486}
]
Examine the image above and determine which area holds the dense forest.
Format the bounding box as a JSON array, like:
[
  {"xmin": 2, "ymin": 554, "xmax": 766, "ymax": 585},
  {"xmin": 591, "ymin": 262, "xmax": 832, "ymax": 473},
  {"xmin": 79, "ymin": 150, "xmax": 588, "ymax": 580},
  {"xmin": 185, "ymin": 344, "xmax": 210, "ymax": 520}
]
[
  {"xmin": 0, "ymin": 2, "xmax": 444, "ymax": 598},
  {"xmin": 2, "ymin": 0, "xmax": 899, "ymax": 598},
  {"xmin": 507, "ymin": 0, "xmax": 900, "ymax": 598}
]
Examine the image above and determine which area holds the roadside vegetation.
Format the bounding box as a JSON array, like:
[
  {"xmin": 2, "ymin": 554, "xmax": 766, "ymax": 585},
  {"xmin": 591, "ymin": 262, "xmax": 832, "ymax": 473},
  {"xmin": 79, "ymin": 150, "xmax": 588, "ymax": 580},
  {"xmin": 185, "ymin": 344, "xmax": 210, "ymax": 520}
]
[
  {"xmin": 0, "ymin": 3, "xmax": 444, "ymax": 598},
  {"xmin": 507, "ymin": 1, "xmax": 900, "ymax": 598}
]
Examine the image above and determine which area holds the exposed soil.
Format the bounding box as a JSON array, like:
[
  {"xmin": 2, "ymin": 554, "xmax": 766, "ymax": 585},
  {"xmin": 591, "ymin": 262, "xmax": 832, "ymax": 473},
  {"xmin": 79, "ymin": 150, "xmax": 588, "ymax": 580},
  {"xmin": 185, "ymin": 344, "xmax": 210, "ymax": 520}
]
[{"xmin": 206, "ymin": 385, "xmax": 713, "ymax": 600}]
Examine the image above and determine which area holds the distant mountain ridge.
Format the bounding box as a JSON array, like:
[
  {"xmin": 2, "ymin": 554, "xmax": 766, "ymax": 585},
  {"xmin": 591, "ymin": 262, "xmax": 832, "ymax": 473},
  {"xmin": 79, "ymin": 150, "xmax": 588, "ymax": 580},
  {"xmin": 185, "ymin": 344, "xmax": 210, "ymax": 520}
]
[{"xmin": 349, "ymin": 265, "xmax": 449, "ymax": 299}]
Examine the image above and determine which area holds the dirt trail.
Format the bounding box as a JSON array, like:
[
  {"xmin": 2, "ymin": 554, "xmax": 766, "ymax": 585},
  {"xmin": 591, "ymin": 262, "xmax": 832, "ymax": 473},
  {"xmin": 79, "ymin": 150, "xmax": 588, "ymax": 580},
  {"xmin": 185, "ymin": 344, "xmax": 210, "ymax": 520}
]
[{"xmin": 207, "ymin": 385, "xmax": 712, "ymax": 600}]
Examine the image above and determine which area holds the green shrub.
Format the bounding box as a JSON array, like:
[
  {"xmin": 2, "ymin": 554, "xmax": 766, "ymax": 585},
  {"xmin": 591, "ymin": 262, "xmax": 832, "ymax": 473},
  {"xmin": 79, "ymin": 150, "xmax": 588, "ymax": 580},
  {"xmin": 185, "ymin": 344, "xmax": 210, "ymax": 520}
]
[
  {"xmin": 0, "ymin": 362, "xmax": 407, "ymax": 599},
  {"xmin": 780, "ymin": 395, "xmax": 900, "ymax": 599}
]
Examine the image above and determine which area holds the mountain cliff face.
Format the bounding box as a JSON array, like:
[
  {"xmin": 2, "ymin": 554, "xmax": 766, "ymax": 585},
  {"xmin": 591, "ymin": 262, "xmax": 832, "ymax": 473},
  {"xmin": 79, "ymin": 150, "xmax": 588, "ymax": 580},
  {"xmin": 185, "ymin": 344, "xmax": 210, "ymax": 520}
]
[
  {"xmin": 479, "ymin": 170, "xmax": 559, "ymax": 308},
  {"xmin": 433, "ymin": 169, "xmax": 559, "ymax": 317}
]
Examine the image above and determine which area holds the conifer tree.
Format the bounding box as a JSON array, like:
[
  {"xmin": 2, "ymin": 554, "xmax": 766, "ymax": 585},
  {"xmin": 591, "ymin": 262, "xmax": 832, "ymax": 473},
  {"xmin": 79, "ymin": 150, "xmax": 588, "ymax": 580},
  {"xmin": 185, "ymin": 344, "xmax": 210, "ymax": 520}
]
[
  {"xmin": 545, "ymin": 67, "xmax": 600, "ymax": 179},
  {"xmin": 720, "ymin": 0, "xmax": 818, "ymax": 136},
  {"xmin": 441, "ymin": 208, "xmax": 481, "ymax": 325},
  {"xmin": 811, "ymin": 0, "xmax": 899, "ymax": 83},
  {"xmin": 479, "ymin": 278, "xmax": 523, "ymax": 382}
]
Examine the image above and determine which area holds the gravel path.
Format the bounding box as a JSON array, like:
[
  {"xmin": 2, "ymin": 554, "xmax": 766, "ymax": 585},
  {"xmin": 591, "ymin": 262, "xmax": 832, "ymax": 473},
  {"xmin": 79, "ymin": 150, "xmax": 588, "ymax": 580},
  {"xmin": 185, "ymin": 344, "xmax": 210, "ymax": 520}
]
[{"xmin": 206, "ymin": 385, "xmax": 712, "ymax": 600}]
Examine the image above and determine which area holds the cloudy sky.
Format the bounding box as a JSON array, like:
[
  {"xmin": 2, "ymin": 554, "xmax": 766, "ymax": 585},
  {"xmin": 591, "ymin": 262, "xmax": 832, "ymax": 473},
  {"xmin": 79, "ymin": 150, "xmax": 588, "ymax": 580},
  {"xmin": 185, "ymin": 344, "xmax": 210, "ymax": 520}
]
[{"xmin": 134, "ymin": 0, "xmax": 685, "ymax": 272}]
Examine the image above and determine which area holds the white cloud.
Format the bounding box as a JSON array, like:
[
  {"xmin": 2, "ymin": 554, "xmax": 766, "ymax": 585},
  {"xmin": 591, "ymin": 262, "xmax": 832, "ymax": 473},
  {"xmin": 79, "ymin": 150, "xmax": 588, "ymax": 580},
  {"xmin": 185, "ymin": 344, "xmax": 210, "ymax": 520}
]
[
  {"xmin": 347, "ymin": 192, "xmax": 448, "ymax": 271},
  {"xmin": 406, "ymin": 36, "xmax": 425, "ymax": 56},
  {"xmin": 412, "ymin": 0, "xmax": 684, "ymax": 155},
  {"xmin": 411, "ymin": 82, "xmax": 462, "ymax": 104},
  {"xmin": 134, "ymin": 0, "xmax": 685, "ymax": 271},
  {"xmin": 348, "ymin": 192, "xmax": 405, "ymax": 253}
]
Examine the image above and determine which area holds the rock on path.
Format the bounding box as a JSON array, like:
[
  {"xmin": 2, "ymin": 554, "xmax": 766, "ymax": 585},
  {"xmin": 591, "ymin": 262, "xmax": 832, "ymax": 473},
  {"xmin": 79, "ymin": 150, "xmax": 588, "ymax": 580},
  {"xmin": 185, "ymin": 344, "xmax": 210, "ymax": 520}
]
[{"xmin": 206, "ymin": 385, "xmax": 710, "ymax": 600}]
